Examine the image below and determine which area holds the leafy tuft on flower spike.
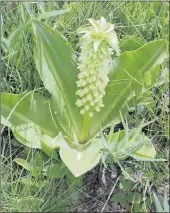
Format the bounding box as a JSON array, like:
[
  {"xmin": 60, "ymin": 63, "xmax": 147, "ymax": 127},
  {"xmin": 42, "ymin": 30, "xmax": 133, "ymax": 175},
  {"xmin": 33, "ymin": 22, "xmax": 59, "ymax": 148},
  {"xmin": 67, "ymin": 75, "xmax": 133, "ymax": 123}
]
[{"xmin": 75, "ymin": 17, "xmax": 120, "ymax": 117}]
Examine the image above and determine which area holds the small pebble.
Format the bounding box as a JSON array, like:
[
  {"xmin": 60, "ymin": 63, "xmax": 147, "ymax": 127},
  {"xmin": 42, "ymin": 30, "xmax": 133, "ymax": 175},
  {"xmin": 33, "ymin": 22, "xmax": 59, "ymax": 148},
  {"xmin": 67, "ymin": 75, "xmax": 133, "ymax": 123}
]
[{"xmin": 111, "ymin": 171, "xmax": 117, "ymax": 179}]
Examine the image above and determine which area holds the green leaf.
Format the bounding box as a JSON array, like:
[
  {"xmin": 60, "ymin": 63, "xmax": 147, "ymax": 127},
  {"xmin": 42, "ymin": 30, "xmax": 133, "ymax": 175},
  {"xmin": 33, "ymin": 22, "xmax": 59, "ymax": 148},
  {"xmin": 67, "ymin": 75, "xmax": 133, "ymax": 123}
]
[
  {"xmin": 159, "ymin": 68, "xmax": 169, "ymax": 85},
  {"xmin": 163, "ymin": 191, "xmax": 169, "ymax": 211},
  {"xmin": 133, "ymin": 134, "xmax": 156, "ymax": 159},
  {"xmin": 15, "ymin": 158, "xmax": 31, "ymax": 171},
  {"xmin": 153, "ymin": 192, "xmax": 164, "ymax": 212},
  {"xmin": 120, "ymin": 36, "xmax": 144, "ymax": 52},
  {"xmin": 37, "ymin": 8, "xmax": 70, "ymax": 20},
  {"xmin": 15, "ymin": 153, "xmax": 45, "ymax": 176},
  {"xmin": 145, "ymin": 65, "xmax": 160, "ymax": 87},
  {"xmin": 111, "ymin": 193, "xmax": 130, "ymax": 209},
  {"xmin": 1, "ymin": 92, "xmax": 59, "ymax": 148},
  {"xmin": 132, "ymin": 157, "xmax": 167, "ymax": 162},
  {"xmin": 32, "ymin": 20, "xmax": 82, "ymax": 140},
  {"xmin": 40, "ymin": 133, "xmax": 63, "ymax": 159},
  {"xmin": 107, "ymin": 128, "xmax": 156, "ymax": 161},
  {"xmin": 34, "ymin": 37, "xmax": 74, "ymax": 140},
  {"xmin": 1, "ymin": 36, "xmax": 11, "ymax": 53},
  {"xmin": 31, "ymin": 167, "xmax": 40, "ymax": 176},
  {"xmin": 44, "ymin": 162, "xmax": 66, "ymax": 179},
  {"xmin": 144, "ymin": 71, "xmax": 152, "ymax": 86},
  {"xmin": 31, "ymin": 152, "xmax": 44, "ymax": 169},
  {"xmin": 59, "ymin": 138, "xmax": 103, "ymax": 177},
  {"xmin": 134, "ymin": 203, "xmax": 144, "ymax": 212},
  {"xmin": 20, "ymin": 3, "xmax": 28, "ymax": 23},
  {"xmin": 66, "ymin": 169, "xmax": 83, "ymax": 186},
  {"xmin": 119, "ymin": 180, "xmax": 136, "ymax": 191},
  {"xmin": 126, "ymin": 192, "xmax": 142, "ymax": 204},
  {"xmin": 89, "ymin": 40, "xmax": 168, "ymax": 140},
  {"xmin": 20, "ymin": 177, "xmax": 48, "ymax": 188}
]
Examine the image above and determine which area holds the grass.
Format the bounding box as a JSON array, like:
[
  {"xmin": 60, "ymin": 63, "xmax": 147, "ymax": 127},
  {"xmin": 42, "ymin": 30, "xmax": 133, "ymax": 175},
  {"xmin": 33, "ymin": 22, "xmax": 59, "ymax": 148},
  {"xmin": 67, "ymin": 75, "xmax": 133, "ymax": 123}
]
[
  {"xmin": 1, "ymin": 1, "xmax": 169, "ymax": 212},
  {"xmin": 1, "ymin": 135, "xmax": 84, "ymax": 212}
]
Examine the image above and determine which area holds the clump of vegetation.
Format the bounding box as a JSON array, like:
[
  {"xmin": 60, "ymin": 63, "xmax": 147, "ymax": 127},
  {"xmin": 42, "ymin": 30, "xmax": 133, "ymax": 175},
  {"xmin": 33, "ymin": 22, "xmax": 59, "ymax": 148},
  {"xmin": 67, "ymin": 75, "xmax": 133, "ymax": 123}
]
[{"xmin": 1, "ymin": 1, "xmax": 169, "ymax": 212}]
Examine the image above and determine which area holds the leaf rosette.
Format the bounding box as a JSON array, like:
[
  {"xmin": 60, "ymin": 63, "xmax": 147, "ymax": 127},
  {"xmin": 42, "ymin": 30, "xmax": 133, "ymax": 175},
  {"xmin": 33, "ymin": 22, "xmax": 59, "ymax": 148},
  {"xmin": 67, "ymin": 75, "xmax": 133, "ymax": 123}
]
[{"xmin": 1, "ymin": 17, "xmax": 168, "ymax": 176}]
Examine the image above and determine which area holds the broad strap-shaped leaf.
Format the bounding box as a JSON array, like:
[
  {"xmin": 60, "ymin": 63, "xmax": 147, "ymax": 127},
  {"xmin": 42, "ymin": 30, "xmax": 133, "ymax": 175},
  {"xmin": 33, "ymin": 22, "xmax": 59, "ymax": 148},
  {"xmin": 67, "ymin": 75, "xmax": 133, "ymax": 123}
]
[
  {"xmin": 32, "ymin": 21, "xmax": 82, "ymax": 139},
  {"xmin": 38, "ymin": 132, "xmax": 103, "ymax": 177},
  {"xmin": 1, "ymin": 92, "xmax": 59, "ymax": 148},
  {"xmin": 59, "ymin": 138, "xmax": 103, "ymax": 177},
  {"xmin": 89, "ymin": 40, "xmax": 168, "ymax": 140},
  {"xmin": 34, "ymin": 37, "xmax": 74, "ymax": 140},
  {"xmin": 120, "ymin": 36, "xmax": 144, "ymax": 52}
]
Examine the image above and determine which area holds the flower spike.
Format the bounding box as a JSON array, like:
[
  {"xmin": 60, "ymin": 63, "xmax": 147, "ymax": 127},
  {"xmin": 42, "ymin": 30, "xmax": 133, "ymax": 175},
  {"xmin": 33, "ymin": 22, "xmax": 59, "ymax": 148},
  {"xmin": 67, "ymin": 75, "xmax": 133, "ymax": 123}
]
[{"xmin": 75, "ymin": 17, "xmax": 120, "ymax": 117}]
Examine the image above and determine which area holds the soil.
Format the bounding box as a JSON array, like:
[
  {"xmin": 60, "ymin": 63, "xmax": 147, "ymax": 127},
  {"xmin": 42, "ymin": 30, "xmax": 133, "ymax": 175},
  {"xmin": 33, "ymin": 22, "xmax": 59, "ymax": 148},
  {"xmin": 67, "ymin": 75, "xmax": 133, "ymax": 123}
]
[{"xmin": 71, "ymin": 166, "xmax": 126, "ymax": 212}]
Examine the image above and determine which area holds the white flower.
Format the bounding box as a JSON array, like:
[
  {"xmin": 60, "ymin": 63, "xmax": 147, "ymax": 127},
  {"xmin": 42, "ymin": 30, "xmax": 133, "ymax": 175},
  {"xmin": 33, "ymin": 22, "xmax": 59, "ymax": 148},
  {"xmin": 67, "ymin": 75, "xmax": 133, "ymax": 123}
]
[
  {"xmin": 77, "ymin": 17, "xmax": 120, "ymax": 55},
  {"xmin": 75, "ymin": 17, "xmax": 120, "ymax": 117}
]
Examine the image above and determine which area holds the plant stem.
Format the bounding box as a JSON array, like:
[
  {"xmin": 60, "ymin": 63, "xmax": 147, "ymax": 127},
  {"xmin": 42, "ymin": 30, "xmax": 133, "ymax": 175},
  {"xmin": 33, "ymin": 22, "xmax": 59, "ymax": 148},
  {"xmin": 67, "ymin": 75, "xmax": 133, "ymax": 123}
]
[{"xmin": 79, "ymin": 114, "xmax": 92, "ymax": 143}]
